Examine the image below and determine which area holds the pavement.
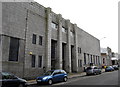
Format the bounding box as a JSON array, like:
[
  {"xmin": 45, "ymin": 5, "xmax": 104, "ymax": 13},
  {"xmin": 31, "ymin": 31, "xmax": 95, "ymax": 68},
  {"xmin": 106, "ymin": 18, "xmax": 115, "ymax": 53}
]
[{"xmin": 27, "ymin": 69, "xmax": 105, "ymax": 85}]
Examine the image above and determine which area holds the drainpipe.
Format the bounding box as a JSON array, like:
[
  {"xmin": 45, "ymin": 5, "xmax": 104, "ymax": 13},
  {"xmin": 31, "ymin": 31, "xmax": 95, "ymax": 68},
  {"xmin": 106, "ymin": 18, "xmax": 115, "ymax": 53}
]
[{"xmin": 23, "ymin": 9, "xmax": 29, "ymax": 78}]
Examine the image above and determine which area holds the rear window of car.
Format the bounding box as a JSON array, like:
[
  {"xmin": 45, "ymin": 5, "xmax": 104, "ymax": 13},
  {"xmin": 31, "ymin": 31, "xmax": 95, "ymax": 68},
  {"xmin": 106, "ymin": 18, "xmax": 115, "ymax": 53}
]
[
  {"xmin": 94, "ymin": 67, "xmax": 98, "ymax": 69},
  {"xmin": 86, "ymin": 67, "xmax": 92, "ymax": 70}
]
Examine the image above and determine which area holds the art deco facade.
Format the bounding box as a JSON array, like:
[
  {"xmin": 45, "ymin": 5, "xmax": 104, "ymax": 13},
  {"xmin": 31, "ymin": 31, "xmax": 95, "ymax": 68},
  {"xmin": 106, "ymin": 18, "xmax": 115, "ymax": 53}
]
[{"xmin": 0, "ymin": 2, "xmax": 101, "ymax": 79}]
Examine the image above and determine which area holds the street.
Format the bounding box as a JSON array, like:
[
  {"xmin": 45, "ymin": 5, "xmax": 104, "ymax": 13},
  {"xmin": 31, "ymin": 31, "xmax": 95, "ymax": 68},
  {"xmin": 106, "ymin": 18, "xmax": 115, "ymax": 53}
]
[{"xmin": 28, "ymin": 70, "xmax": 118, "ymax": 87}]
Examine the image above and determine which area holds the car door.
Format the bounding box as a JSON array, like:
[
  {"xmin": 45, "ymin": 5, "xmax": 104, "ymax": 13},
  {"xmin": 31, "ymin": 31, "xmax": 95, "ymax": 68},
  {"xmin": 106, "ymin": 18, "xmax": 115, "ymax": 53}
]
[
  {"xmin": 94, "ymin": 67, "xmax": 98, "ymax": 74},
  {"xmin": 2, "ymin": 72, "xmax": 19, "ymax": 87},
  {"xmin": 52, "ymin": 70, "xmax": 61, "ymax": 82},
  {"xmin": 58, "ymin": 70, "xmax": 65, "ymax": 81}
]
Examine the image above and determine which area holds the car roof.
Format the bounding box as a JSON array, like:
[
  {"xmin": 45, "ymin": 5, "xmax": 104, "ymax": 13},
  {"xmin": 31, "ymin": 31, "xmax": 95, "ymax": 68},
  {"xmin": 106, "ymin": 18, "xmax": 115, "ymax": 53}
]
[{"xmin": 48, "ymin": 69, "xmax": 65, "ymax": 72}]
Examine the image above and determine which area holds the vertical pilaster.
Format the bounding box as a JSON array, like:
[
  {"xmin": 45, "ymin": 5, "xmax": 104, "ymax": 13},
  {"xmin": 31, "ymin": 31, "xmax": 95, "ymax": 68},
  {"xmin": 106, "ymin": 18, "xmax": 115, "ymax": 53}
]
[
  {"xmin": 45, "ymin": 7, "xmax": 52, "ymax": 71},
  {"xmin": 0, "ymin": 2, "xmax": 2, "ymax": 72},
  {"xmin": 56, "ymin": 14, "xmax": 62, "ymax": 69},
  {"xmin": 73, "ymin": 24, "xmax": 78, "ymax": 72},
  {"xmin": 66, "ymin": 20, "xmax": 71, "ymax": 73}
]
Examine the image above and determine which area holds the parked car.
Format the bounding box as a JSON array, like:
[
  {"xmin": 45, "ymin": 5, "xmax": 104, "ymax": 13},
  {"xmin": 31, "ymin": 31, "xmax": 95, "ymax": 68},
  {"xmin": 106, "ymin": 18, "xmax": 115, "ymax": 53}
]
[
  {"xmin": 105, "ymin": 66, "xmax": 114, "ymax": 72},
  {"xmin": 0, "ymin": 72, "xmax": 28, "ymax": 87},
  {"xmin": 36, "ymin": 69, "xmax": 67, "ymax": 85},
  {"xmin": 112, "ymin": 65, "xmax": 119, "ymax": 70},
  {"xmin": 86, "ymin": 66, "xmax": 102, "ymax": 75}
]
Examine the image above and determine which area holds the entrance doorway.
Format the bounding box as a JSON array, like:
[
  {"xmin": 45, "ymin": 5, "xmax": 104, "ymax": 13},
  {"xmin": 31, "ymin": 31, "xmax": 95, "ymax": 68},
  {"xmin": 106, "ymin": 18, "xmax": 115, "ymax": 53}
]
[
  {"xmin": 51, "ymin": 40, "xmax": 57, "ymax": 70},
  {"xmin": 71, "ymin": 45, "xmax": 74, "ymax": 72},
  {"xmin": 62, "ymin": 43, "xmax": 66, "ymax": 70}
]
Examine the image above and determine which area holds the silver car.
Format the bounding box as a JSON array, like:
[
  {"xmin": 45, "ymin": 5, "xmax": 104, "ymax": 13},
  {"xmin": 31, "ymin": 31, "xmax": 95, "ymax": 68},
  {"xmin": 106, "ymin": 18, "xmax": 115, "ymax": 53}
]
[{"xmin": 86, "ymin": 66, "xmax": 102, "ymax": 75}]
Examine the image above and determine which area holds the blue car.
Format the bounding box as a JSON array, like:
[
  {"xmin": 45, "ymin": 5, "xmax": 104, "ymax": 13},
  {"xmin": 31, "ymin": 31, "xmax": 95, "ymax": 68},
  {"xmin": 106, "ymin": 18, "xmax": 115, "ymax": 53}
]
[
  {"xmin": 105, "ymin": 66, "xmax": 114, "ymax": 72},
  {"xmin": 36, "ymin": 69, "xmax": 68, "ymax": 85}
]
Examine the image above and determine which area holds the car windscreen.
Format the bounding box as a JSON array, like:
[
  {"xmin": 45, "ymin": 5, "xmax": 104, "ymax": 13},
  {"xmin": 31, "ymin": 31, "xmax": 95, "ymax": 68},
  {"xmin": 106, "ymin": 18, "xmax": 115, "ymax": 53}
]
[{"xmin": 44, "ymin": 70, "xmax": 54, "ymax": 76}]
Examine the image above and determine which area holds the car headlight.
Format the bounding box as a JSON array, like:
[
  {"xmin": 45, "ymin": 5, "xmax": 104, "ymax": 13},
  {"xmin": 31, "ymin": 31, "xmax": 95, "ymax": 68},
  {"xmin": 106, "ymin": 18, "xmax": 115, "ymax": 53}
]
[{"xmin": 43, "ymin": 77, "xmax": 48, "ymax": 80}]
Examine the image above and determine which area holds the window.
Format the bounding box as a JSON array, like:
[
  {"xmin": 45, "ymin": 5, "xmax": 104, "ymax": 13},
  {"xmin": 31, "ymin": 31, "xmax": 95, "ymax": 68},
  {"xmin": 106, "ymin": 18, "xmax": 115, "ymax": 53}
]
[
  {"xmin": 78, "ymin": 47, "xmax": 81, "ymax": 54},
  {"xmin": 78, "ymin": 59, "xmax": 82, "ymax": 67},
  {"xmin": 0, "ymin": 35, "xmax": 1, "ymax": 45},
  {"xmin": 94, "ymin": 67, "xmax": 98, "ymax": 69},
  {"xmin": 84, "ymin": 53, "xmax": 86, "ymax": 64},
  {"xmin": 32, "ymin": 34, "xmax": 36, "ymax": 44},
  {"xmin": 9, "ymin": 37, "xmax": 19, "ymax": 61},
  {"xmin": 38, "ymin": 56, "xmax": 42, "ymax": 68},
  {"xmin": 98, "ymin": 56, "xmax": 100, "ymax": 65},
  {"xmin": 87, "ymin": 54, "xmax": 90, "ymax": 64},
  {"xmin": 39, "ymin": 36, "xmax": 42, "ymax": 45},
  {"xmin": 78, "ymin": 47, "xmax": 79, "ymax": 53},
  {"xmin": 91, "ymin": 55, "xmax": 92, "ymax": 63},
  {"xmin": 62, "ymin": 27, "xmax": 66, "ymax": 33},
  {"xmin": 70, "ymin": 31, "xmax": 74, "ymax": 37},
  {"xmin": 96, "ymin": 56, "xmax": 97, "ymax": 64},
  {"xmin": 51, "ymin": 22, "xmax": 58, "ymax": 29},
  {"xmin": 80, "ymin": 60, "xmax": 82, "ymax": 67},
  {"xmin": 93, "ymin": 55, "xmax": 95, "ymax": 64},
  {"xmin": 31, "ymin": 55, "xmax": 36, "ymax": 67}
]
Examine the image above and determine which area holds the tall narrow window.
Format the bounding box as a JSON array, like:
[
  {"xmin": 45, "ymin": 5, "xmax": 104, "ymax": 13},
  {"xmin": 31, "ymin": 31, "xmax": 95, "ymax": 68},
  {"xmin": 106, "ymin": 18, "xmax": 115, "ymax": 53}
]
[
  {"xmin": 39, "ymin": 36, "xmax": 42, "ymax": 45},
  {"xmin": 80, "ymin": 60, "xmax": 82, "ymax": 67},
  {"xmin": 98, "ymin": 56, "xmax": 100, "ymax": 65},
  {"xmin": 80, "ymin": 48, "xmax": 81, "ymax": 53},
  {"xmin": 96, "ymin": 56, "xmax": 98, "ymax": 64},
  {"xmin": 91, "ymin": 55, "xmax": 92, "ymax": 63},
  {"xmin": 31, "ymin": 55, "xmax": 36, "ymax": 67},
  {"xmin": 32, "ymin": 34, "xmax": 36, "ymax": 44},
  {"xmin": 38, "ymin": 56, "xmax": 42, "ymax": 68},
  {"xmin": 93, "ymin": 55, "xmax": 95, "ymax": 64},
  {"xmin": 87, "ymin": 54, "xmax": 90, "ymax": 64},
  {"xmin": 9, "ymin": 37, "xmax": 19, "ymax": 61},
  {"xmin": 78, "ymin": 59, "xmax": 80, "ymax": 67},
  {"xmin": 78, "ymin": 47, "xmax": 79, "ymax": 53},
  {"xmin": 84, "ymin": 53, "xmax": 86, "ymax": 64}
]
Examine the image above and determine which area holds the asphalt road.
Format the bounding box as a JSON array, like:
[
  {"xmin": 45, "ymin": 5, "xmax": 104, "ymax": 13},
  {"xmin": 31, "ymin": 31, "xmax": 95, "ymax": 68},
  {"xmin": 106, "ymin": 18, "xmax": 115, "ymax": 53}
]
[
  {"xmin": 62, "ymin": 70, "xmax": 118, "ymax": 85},
  {"xmin": 29, "ymin": 70, "xmax": 119, "ymax": 87}
]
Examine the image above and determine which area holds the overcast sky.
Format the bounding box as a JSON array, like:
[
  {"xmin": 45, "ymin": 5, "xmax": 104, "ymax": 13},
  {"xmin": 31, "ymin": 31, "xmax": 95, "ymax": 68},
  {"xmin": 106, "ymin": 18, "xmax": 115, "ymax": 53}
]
[{"xmin": 35, "ymin": 0, "xmax": 119, "ymax": 53}]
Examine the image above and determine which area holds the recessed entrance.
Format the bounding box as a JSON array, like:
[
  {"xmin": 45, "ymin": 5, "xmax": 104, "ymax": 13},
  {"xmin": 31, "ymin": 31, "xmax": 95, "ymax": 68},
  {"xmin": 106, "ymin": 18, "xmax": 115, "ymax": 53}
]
[{"xmin": 51, "ymin": 40, "xmax": 57, "ymax": 70}]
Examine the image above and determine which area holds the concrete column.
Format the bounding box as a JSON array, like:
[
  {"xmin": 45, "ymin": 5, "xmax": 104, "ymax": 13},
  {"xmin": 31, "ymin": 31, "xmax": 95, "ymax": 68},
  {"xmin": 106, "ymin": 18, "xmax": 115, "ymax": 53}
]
[
  {"xmin": 56, "ymin": 14, "xmax": 62, "ymax": 69},
  {"xmin": 73, "ymin": 24, "xmax": 78, "ymax": 72},
  {"xmin": 45, "ymin": 7, "xmax": 52, "ymax": 71},
  {"xmin": 65, "ymin": 20, "xmax": 71, "ymax": 73},
  {"xmin": 0, "ymin": 2, "xmax": 2, "ymax": 72}
]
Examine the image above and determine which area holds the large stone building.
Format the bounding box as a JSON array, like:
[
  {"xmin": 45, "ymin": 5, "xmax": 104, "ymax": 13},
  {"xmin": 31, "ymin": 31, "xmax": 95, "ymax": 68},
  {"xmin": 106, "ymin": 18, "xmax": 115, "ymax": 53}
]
[{"xmin": 0, "ymin": 2, "xmax": 101, "ymax": 79}]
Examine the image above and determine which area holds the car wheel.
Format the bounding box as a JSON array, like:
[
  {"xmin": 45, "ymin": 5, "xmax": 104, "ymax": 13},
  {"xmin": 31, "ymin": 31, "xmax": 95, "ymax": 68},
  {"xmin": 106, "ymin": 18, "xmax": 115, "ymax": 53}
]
[
  {"xmin": 18, "ymin": 84, "xmax": 24, "ymax": 87},
  {"xmin": 63, "ymin": 77, "xmax": 67, "ymax": 82},
  {"xmin": 48, "ymin": 79, "xmax": 52, "ymax": 85},
  {"xmin": 86, "ymin": 73, "xmax": 89, "ymax": 76}
]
